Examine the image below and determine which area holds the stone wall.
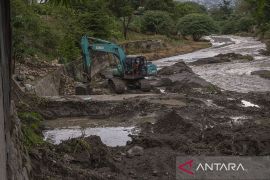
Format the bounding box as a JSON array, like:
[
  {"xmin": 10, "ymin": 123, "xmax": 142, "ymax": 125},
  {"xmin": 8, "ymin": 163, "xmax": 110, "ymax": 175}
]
[
  {"xmin": 34, "ymin": 67, "xmax": 64, "ymax": 97},
  {"xmin": 6, "ymin": 102, "xmax": 30, "ymax": 180},
  {"xmin": 121, "ymin": 39, "xmax": 166, "ymax": 54}
]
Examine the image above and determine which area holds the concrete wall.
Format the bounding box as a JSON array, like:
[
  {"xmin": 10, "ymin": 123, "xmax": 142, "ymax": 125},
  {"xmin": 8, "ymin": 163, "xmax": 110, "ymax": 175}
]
[{"xmin": 0, "ymin": 0, "xmax": 11, "ymax": 179}]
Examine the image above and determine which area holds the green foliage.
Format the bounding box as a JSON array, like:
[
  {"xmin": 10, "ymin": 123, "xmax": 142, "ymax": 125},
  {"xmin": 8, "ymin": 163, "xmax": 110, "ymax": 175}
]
[
  {"xmin": 240, "ymin": 0, "xmax": 270, "ymax": 36},
  {"xmin": 174, "ymin": 2, "xmax": 207, "ymax": 19},
  {"xmin": 221, "ymin": 20, "xmax": 237, "ymax": 34},
  {"xmin": 142, "ymin": 10, "xmax": 175, "ymax": 35},
  {"xmin": 18, "ymin": 112, "xmax": 44, "ymax": 148},
  {"xmin": 177, "ymin": 13, "xmax": 217, "ymax": 41},
  {"xmin": 129, "ymin": 16, "xmax": 143, "ymax": 33},
  {"xmin": 236, "ymin": 16, "xmax": 256, "ymax": 32},
  {"xmin": 58, "ymin": 35, "xmax": 80, "ymax": 64},
  {"xmin": 220, "ymin": 15, "xmax": 256, "ymax": 34},
  {"xmin": 108, "ymin": 0, "xmax": 135, "ymax": 39},
  {"xmin": 144, "ymin": 0, "xmax": 175, "ymax": 12},
  {"xmin": 75, "ymin": 0, "xmax": 113, "ymax": 39},
  {"xmin": 11, "ymin": 0, "xmax": 60, "ymax": 61}
]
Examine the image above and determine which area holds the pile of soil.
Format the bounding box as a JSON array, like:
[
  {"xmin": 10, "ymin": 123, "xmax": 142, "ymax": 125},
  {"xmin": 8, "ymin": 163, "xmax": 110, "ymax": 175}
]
[
  {"xmin": 30, "ymin": 136, "xmax": 122, "ymax": 180},
  {"xmin": 251, "ymin": 70, "xmax": 270, "ymax": 80},
  {"xmin": 158, "ymin": 61, "xmax": 193, "ymax": 75},
  {"xmin": 190, "ymin": 53, "xmax": 254, "ymax": 66},
  {"xmin": 157, "ymin": 61, "xmax": 215, "ymax": 92}
]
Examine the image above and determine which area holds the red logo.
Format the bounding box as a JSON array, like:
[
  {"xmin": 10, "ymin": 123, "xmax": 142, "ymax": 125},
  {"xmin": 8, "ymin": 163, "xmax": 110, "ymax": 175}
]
[{"xmin": 178, "ymin": 160, "xmax": 194, "ymax": 175}]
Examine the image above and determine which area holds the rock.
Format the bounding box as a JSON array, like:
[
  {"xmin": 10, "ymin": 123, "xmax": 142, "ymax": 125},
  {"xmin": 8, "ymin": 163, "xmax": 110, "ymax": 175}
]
[
  {"xmin": 190, "ymin": 53, "xmax": 253, "ymax": 66},
  {"xmin": 16, "ymin": 74, "xmax": 25, "ymax": 81},
  {"xmin": 251, "ymin": 70, "xmax": 270, "ymax": 80},
  {"xmin": 27, "ymin": 75, "xmax": 35, "ymax": 81},
  {"xmin": 63, "ymin": 154, "xmax": 74, "ymax": 162},
  {"xmin": 25, "ymin": 84, "xmax": 35, "ymax": 92},
  {"xmin": 75, "ymin": 82, "xmax": 91, "ymax": 95},
  {"xmin": 152, "ymin": 170, "xmax": 158, "ymax": 176},
  {"xmin": 127, "ymin": 146, "xmax": 144, "ymax": 157}
]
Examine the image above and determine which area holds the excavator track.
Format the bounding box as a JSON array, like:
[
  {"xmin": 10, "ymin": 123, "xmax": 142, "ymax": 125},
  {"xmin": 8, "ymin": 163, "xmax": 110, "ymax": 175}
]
[
  {"xmin": 139, "ymin": 79, "xmax": 151, "ymax": 92},
  {"xmin": 108, "ymin": 78, "xmax": 126, "ymax": 94}
]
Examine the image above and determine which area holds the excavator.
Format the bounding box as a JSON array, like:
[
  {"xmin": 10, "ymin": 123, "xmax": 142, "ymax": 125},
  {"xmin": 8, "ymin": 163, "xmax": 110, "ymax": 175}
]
[{"xmin": 80, "ymin": 36, "xmax": 158, "ymax": 94}]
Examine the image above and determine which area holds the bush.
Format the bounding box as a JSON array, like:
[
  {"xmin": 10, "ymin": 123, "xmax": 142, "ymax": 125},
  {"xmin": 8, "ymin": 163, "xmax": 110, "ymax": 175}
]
[
  {"xmin": 174, "ymin": 2, "xmax": 207, "ymax": 19},
  {"xmin": 177, "ymin": 13, "xmax": 217, "ymax": 41},
  {"xmin": 18, "ymin": 112, "xmax": 44, "ymax": 148},
  {"xmin": 58, "ymin": 35, "xmax": 80, "ymax": 64},
  {"xmin": 142, "ymin": 10, "xmax": 175, "ymax": 35},
  {"xmin": 221, "ymin": 20, "xmax": 237, "ymax": 34},
  {"xmin": 236, "ymin": 17, "xmax": 256, "ymax": 32}
]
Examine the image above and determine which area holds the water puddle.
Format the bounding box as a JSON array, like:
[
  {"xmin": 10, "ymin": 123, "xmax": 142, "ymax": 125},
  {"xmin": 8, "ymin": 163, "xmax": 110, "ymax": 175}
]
[{"xmin": 43, "ymin": 126, "xmax": 139, "ymax": 147}]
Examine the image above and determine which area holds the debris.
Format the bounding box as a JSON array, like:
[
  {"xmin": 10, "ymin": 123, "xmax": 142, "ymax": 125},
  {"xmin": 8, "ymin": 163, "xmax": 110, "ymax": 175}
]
[
  {"xmin": 127, "ymin": 146, "xmax": 144, "ymax": 157},
  {"xmin": 241, "ymin": 100, "xmax": 260, "ymax": 108}
]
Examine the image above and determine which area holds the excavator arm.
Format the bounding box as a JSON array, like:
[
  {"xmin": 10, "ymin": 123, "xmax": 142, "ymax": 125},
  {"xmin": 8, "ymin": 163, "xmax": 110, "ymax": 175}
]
[{"xmin": 81, "ymin": 35, "xmax": 126, "ymax": 80}]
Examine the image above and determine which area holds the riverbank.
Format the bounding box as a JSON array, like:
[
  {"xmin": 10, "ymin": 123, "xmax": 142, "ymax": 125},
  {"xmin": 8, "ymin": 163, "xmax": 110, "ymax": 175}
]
[{"xmin": 120, "ymin": 33, "xmax": 211, "ymax": 61}]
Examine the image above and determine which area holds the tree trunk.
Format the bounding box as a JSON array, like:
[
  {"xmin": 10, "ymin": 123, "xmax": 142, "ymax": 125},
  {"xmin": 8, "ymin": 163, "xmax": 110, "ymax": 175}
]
[
  {"xmin": 122, "ymin": 16, "xmax": 132, "ymax": 40},
  {"xmin": 192, "ymin": 34, "xmax": 202, "ymax": 41}
]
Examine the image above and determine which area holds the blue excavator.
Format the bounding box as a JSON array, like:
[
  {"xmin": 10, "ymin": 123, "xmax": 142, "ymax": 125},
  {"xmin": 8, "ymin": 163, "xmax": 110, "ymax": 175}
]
[{"xmin": 80, "ymin": 36, "xmax": 158, "ymax": 94}]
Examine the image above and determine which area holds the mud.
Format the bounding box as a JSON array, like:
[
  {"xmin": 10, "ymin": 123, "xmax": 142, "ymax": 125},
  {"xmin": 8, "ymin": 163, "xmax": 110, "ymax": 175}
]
[
  {"xmin": 190, "ymin": 53, "xmax": 253, "ymax": 66},
  {"xmin": 30, "ymin": 87, "xmax": 270, "ymax": 179},
  {"xmin": 251, "ymin": 70, "xmax": 270, "ymax": 80},
  {"xmin": 16, "ymin": 35, "xmax": 270, "ymax": 180}
]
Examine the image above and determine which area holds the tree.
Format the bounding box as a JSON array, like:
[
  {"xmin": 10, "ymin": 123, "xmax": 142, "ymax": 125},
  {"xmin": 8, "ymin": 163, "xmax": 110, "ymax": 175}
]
[
  {"xmin": 174, "ymin": 2, "xmax": 206, "ymax": 19},
  {"xmin": 209, "ymin": 0, "xmax": 233, "ymax": 21},
  {"xmin": 144, "ymin": 0, "xmax": 175, "ymax": 12},
  {"xmin": 142, "ymin": 10, "xmax": 175, "ymax": 35},
  {"xmin": 109, "ymin": 0, "xmax": 134, "ymax": 39},
  {"xmin": 177, "ymin": 13, "xmax": 217, "ymax": 41},
  {"xmin": 240, "ymin": 0, "xmax": 270, "ymax": 36},
  {"xmin": 74, "ymin": 0, "xmax": 112, "ymax": 39}
]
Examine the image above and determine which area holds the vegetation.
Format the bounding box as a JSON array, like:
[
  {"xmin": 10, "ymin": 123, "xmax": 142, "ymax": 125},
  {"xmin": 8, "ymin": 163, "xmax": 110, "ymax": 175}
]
[
  {"xmin": 177, "ymin": 13, "xmax": 217, "ymax": 41},
  {"xmin": 18, "ymin": 112, "xmax": 44, "ymax": 149},
  {"xmin": 10, "ymin": 0, "xmax": 270, "ymax": 64},
  {"xmin": 142, "ymin": 11, "xmax": 175, "ymax": 35}
]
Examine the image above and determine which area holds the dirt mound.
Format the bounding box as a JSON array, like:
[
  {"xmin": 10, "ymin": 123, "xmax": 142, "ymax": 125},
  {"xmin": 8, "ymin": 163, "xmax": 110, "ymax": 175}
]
[
  {"xmin": 157, "ymin": 61, "xmax": 214, "ymax": 92},
  {"xmin": 251, "ymin": 70, "xmax": 270, "ymax": 80},
  {"xmin": 154, "ymin": 111, "xmax": 197, "ymax": 134},
  {"xmin": 56, "ymin": 136, "xmax": 112, "ymax": 168},
  {"xmin": 30, "ymin": 136, "xmax": 121, "ymax": 180},
  {"xmin": 190, "ymin": 53, "xmax": 254, "ymax": 66},
  {"xmin": 158, "ymin": 61, "xmax": 193, "ymax": 75}
]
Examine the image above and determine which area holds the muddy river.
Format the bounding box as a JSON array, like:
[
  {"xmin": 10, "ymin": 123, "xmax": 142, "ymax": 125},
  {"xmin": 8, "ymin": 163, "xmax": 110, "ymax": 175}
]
[
  {"xmin": 154, "ymin": 35, "xmax": 270, "ymax": 93},
  {"xmin": 43, "ymin": 35, "xmax": 270, "ymax": 145}
]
